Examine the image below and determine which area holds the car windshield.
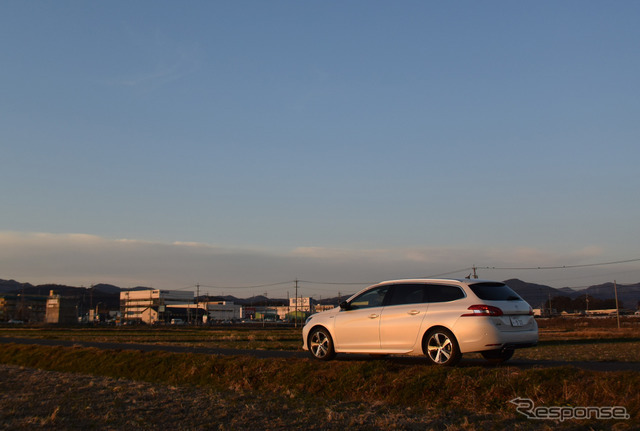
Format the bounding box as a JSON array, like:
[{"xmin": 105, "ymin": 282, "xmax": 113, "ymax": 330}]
[{"xmin": 468, "ymin": 282, "xmax": 522, "ymax": 301}]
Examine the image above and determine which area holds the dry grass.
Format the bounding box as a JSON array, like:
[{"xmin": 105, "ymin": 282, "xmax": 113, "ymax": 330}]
[
  {"xmin": 0, "ymin": 343, "xmax": 638, "ymax": 430},
  {"xmin": 1, "ymin": 362, "xmax": 635, "ymax": 430},
  {"xmin": 0, "ymin": 326, "xmax": 301, "ymax": 350},
  {"xmin": 1, "ymin": 363, "xmax": 452, "ymax": 430},
  {"xmin": 1, "ymin": 318, "xmax": 639, "ymax": 429}
]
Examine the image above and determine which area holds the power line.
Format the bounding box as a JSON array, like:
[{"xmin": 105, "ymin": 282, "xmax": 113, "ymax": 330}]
[
  {"xmin": 299, "ymin": 267, "xmax": 475, "ymax": 286},
  {"xmin": 198, "ymin": 280, "xmax": 295, "ymax": 290},
  {"xmin": 174, "ymin": 258, "xmax": 640, "ymax": 295},
  {"xmin": 421, "ymin": 267, "xmax": 474, "ymax": 278},
  {"xmin": 297, "ymin": 280, "xmax": 374, "ymax": 285},
  {"xmin": 477, "ymin": 258, "xmax": 640, "ymax": 271}
]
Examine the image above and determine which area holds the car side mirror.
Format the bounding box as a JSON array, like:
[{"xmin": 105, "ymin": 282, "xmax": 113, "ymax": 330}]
[{"xmin": 339, "ymin": 301, "xmax": 350, "ymax": 310}]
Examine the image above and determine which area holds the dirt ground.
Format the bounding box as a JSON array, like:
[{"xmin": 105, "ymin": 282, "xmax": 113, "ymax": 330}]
[
  {"xmin": 0, "ymin": 364, "xmax": 463, "ymax": 430},
  {"xmin": 2, "ymin": 364, "xmax": 627, "ymax": 430}
]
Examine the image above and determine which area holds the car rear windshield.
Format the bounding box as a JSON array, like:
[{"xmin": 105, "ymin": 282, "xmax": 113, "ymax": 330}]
[{"xmin": 468, "ymin": 282, "xmax": 522, "ymax": 301}]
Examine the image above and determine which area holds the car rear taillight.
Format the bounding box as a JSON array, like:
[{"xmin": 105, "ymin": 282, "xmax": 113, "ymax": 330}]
[{"xmin": 461, "ymin": 304, "xmax": 503, "ymax": 317}]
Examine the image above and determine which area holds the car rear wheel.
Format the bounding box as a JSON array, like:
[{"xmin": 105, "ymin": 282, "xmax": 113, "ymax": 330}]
[
  {"xmin": 309, "ymin": 327, "xmax": 336, "ymax": 361},
  {"xmin": 481, "ymin": 349, "xmax": 514, "ymax": 364},
  {"xmin": 423, "ymin": 328, "xmax": 461, "ymax": 366}
]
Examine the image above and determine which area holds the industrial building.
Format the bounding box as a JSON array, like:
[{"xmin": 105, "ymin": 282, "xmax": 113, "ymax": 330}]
[
  {"xmin": 164, "ymin": 301, "xmax": 243, "ymax": 324},
  {"xmin": 120, "ymin": 289, "xmax": 194, "ymax": 324},
  {"xmin": 0, "ymin": 293, "xmax": 47, "ymax": 323},
  {"xmin": 272, "ymin": 297, "xmax": 332, "ymax": 321},
  {"xmin": 198, "ymin": 300, "xmax": 242, "ymax": 322},
  {"xmin": 45, "ymin": 291, "xmax": 78, "ymax": 324},
  {"xmin": 118, "ymin": 290, "xmax": 334, "ymax": 324}
]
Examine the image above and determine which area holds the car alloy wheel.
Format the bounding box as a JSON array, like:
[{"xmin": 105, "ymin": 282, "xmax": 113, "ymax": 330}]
[
  {"xmin": 424, "ymin": 328, "xmax": 461, "ymax": 366},
  {"xmin": 309, "ymin": 327, "xmax": 336, "ymax": 360}
]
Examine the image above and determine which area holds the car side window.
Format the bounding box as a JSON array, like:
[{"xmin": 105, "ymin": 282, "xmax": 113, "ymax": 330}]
[
  {"xmin": 349, "ymin": 286, "xmax": 390, "ymax": 310},
  {"xmin": 386, "ymin": 284, "xmax": 427, "ymax": 306},
  {"xmin": 427, "ymin": 284, "xmax": 465, "ymax": 303}
]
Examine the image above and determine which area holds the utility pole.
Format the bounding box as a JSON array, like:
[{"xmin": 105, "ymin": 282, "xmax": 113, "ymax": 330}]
[
  {"xmin": 295, "ymin": 279, "xmax": 299, "ymax": 328},
  {"xmin": 263, "ymin": 291, "xmax": 268, "ymax": 327},
  {"xmin": 196, "ymin": 284, "xmax": 200, "ymax": 326},
  {"xmin": 19, "ymin": 284, "xmax": 25, "ymax": 322},
  {"xmin": 586, "ymin": 294, "xmax": 589, "ymax": 314},
  {"xmin": 614, "ymin": 280, "xmax": 621, "ymax": 329}
]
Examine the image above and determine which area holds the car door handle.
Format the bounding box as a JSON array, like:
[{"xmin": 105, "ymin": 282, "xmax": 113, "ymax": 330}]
[
  {"xmin": 368, "ymin": 314, "xmax": 379, "ymax": 319},
  {"xmin": 408, "ymin": 310, "xmax": 421, "ymax": 315}
]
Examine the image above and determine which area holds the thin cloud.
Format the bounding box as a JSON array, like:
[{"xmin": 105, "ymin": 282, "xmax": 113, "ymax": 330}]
[
  {"xmin": 103, "ymin": 24, "xmax": 202, "ymax": 88},
  {"xmin": 0, "ymin": 231, "xmax": 624, "ymax": 294}
]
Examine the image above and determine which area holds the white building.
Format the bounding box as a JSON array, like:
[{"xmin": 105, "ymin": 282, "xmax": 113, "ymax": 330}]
[
  {"xmin": 290, "ymin": 297, "xmax": 313, "ymax": 312},
  {"xmin": 273, "ymin": 297, "xmax": 328, "ymax": 321},
  {"xmin": 120, "ymin": 289, "xmax": 194, "ymax": 324},
  {"xmin": 199, "ymin": 301, "xmax": 242, "ymax": 322}
]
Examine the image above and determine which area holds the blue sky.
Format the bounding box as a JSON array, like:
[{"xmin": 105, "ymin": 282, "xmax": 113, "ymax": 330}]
[{"xmin": 2, "ymin": 1, "xmax": 639, "ymax": 296}]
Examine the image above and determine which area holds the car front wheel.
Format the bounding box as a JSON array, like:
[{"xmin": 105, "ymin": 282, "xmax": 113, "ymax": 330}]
[
  {"xmin": 423, "ymin": 328, "xmax": 461, "ymax": 366},
  {"xmin": 308, "ymin": 327, "xmax": 336, "ymax": 361}
]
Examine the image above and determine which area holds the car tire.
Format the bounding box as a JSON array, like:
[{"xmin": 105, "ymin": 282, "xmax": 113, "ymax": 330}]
[
  {"xmin": 308, "ymin": 327, "xmax": 336, "ymax": 361},
  {"xmin": 423, "ymin": 328, "xmax": 461, "ymax": 366},
  {"xmin": 481, "ymin": 349, "xmax": 514, "ymax": 364}
]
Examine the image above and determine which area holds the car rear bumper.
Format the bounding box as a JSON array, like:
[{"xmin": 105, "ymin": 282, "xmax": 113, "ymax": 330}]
[{"xmin": 454, "ymin": 317, "xmax": 538, "ymax": 353}]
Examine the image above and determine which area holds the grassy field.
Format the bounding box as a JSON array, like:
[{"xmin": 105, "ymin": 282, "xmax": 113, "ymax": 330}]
[
  {"xmin": 0, "ymin": 325, "xmax": 302, "ymax": 350},
  {"xmin": 2, "ymin": 317, "xmax": 640, "ymax": 361},
  {"xmin": 0, "ymin": 317, "xmax": 638, "ymax": 429}
]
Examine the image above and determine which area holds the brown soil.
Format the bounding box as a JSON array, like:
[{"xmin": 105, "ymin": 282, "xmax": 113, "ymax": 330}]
[
  {"xmin": 2, "ymin": 364, "xmax": 625, "ymax": 430},
  {"xmin": 0, "ymin": 364, "xmax": 448, "ymax": 430}
]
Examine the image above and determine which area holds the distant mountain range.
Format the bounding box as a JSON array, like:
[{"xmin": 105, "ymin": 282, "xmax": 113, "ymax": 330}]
[
  {"xmin": 0, "ymin": 279, "xmax": 292, "ymax": 308},
  {"xmin": 2, "ymin": 278, "xmax": 639, "ymax": 311},
  {"xmin": 503, "ymin": 279, "xmax": 640, "ymax": 310}
]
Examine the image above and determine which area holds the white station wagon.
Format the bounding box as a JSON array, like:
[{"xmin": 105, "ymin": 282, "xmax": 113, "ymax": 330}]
[{"xmin": 302, "ymin": 278, "xmax": 538, "ymax": 366}]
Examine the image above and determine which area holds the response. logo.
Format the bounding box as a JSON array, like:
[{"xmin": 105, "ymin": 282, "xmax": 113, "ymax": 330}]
[{"xmin": 510, "ymin": 397, "xmax": 630, "ymax": 422}]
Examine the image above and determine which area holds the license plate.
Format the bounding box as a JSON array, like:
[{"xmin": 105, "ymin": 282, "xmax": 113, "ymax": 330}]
[{"xmin": 510, "ymin": 316, "xmax": 526, "ymax": 327}]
